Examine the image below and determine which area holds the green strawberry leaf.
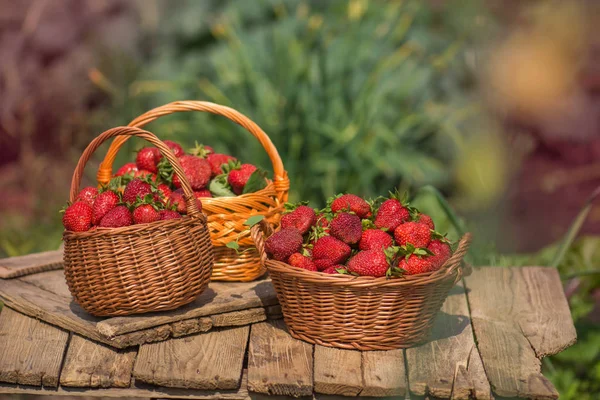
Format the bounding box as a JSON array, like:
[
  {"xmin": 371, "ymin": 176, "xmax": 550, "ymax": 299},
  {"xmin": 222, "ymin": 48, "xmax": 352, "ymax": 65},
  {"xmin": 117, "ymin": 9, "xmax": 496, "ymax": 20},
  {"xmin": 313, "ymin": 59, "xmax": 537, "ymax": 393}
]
[
  {"xmin": 244, "ymin": 215, "xmax": 265, "ymax": 227},
  {"xmin": 414, "ymin": 247, "xmax": 434, "ymax": 256},
  {"xmin": 335, "ymin": 267, "xmax": 349, "ymax": 274},
  {"xmin": 221, "ymin": 159, "xmax": 241, "ymax": 174},
  {"xmin": 226, "ymin": 241, "xmax": 240, "ymax": 252},
  {"xmin": 242, "ymin": 168, "xmax": 268, "ymax": 194},
  {"xmin": 209, "ymin": 176, "xmax": 236, "ymax": 197},
  {"xmin": 362, "ymin": 219, "xmax": 376, "ymax": 230},
  {"xmin": 188, "ymin": 141, "xmax": 212, "ymax": 158}
]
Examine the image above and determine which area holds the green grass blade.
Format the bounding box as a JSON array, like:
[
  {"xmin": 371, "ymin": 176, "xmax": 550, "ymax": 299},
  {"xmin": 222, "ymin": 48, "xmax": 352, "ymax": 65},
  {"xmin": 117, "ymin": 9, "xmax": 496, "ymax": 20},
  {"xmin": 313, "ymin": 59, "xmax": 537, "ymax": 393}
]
[{"xmin": 416, "ymin": 185, "xmax": 466, "ymax": 236}]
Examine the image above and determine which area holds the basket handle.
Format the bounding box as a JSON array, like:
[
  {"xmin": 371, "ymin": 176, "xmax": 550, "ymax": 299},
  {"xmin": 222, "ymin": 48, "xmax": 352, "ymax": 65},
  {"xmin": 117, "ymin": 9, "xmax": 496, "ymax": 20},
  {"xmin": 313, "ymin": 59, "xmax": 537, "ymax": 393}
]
[
  {"xmin": 96, "ymin": 101, "xmax": 289, "ymax": 203},
  {"xmin": 444, "ymin": 233, "xmax": 472, "ymax": 284},
  {"xmin": 250, "ymin": 219, "xmax": 274, "ymax": 267},
  {"xmin": 70, "ymin": 126, "xmax": 202, "ymax": 217}
]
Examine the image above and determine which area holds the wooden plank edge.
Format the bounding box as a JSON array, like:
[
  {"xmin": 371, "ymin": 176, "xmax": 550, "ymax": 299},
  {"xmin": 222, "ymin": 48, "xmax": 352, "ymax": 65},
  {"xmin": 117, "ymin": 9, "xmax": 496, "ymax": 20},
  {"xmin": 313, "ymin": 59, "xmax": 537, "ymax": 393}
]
[{"xmin": 0, "ymin": 250, "xmax": 63, "ymax": 279}]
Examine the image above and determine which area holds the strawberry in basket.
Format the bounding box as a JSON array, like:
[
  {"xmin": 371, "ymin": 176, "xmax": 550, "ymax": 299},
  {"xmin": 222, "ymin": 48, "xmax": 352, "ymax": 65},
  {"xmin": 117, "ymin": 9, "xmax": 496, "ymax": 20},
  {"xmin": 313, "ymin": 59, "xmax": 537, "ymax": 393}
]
[{"xmin": 264, "ymin": 191, "xmax": 454, "ymax": 277}]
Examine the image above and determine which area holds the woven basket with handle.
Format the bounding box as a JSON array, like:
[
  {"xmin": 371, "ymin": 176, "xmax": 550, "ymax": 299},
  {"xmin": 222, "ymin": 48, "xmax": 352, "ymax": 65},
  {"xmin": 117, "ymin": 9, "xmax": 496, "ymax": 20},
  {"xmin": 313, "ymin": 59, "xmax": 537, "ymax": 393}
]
[
  {"xmin": 63, "ymin": 126, "xmax": 214, "ymax": 317},
  {"xmin": 251, "ymin": 221, "xmax": 471, "ymax": 351},
  {"xmin": 96, "ymin": 101, "xmax": 289, "ymax": 282}
]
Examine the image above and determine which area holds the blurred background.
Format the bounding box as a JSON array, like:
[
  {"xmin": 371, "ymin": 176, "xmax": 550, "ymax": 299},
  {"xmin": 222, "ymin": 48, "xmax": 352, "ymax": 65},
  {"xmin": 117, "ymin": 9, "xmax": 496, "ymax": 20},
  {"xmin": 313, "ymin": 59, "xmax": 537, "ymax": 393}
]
[{"xmin": 0, "ymin": 0, "xmax": 599, "ymax": 398}]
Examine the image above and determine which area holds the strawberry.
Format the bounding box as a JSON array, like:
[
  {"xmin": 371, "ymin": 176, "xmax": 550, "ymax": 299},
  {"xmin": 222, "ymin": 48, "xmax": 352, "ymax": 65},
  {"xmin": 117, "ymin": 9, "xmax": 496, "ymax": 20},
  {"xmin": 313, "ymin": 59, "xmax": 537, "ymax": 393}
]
[
  {"xmin": 115, "ymin": 163, "xmax": 138, "ymax": 177},
  {"xmin": 204, "ymin": 145, "xmax": 214, "ymax": 154},
  {"xmin": 374, "ymin": 198, "xmax": 410, "ymax": 231},
  {"xmin": 359, "ymin": 229, "xmax": 394, "ymax": 251},
  {"xmin": 163, "ymin": 140, "xmax": 185, "ymax": 157},
  {"xmin": 123, "ymin": 179, "xmax": 152, "ymax": 204},
  {"xmin": 322, "ymin": 265, "xmax": 346, "ymax": 274},
  {"xmin": 288, "ymin": 253, "xmax": 318, "ymax": 271},
  {"xmin": 206, "ymin": 153, "xmax": 237, "ymax": 177},
  {"xmin": 265, "ymin": 227, "xmax": 303, "ymax": 261},
  {"xmin": 99, "ymin": 205, "xmax": 133, "ymax": 228},
  {"xmin": 281, "ymin": 205, "xmax": 317, "ymax": 235},
  {"xmin": 133, "ymin": 169, "xmax": 157, "ymax": 183},
  {"xmin": 133, "ymin": 204, "xmax": 160, "ymax": 224},
  {"xmin": 316, "ymin": 213, "xmax": 331, "ymax": 229},
  {"xmin": 168, "ymin": 189, "xmax": 202, "ymax": 214},
  {"xmin": 228, "ymin": 164, "xmax": 257, "ymax": 195},
  {"xmin": 330, "ymin": 212, "xmax": 362, "ymax": 244},
  {"xmin": 194, "ymin": 189, "xmax": 212, "ymax": 198},
  {"xmin": 189, "ymin": 143, "xmax": 214, "ymax": 158},
  {"xmin": 398, "ymin": 254, "xmax": 435, "ymax": 275},
  {"xmin": 314, "ymin": 258, "xmax": 336, "ymax": 271},
  {"xmin": 347, "ymin": 249, "xmax": 391, "ymax": 277},
  {"xmin": 156, "ymin": 184, "xmax": 172, "ymax": 204},
  {"xmin": 172, "ymin": 155, "xmax": 211, "ymax": 190},
  {"xmin": 394, "ymin": 222, "xmax": 431, "ymax": 248},
  {"xmin": 312, "ymin": 236, "xmax": 351, "ymax": 268},
  {"xmin": 62, "ymin": 202, "xmax": 93, "ymax": 232},
  {"xmin": 75, "ymin": 187, "xmax": 98, "ymax": 207},
  {"xmin": 416, "ymin": 213, "xmax": 435, "ymax": 230},
  {"xmin": 92, "ymin": 190, "xmax": 120, "ymax": 225},
  {"xmin": 427, "ymin": 240, "xmax": 452, "ymax": 269},
  {"xmin": 331, "ymin": 194, "xmax": 371, "ymax": 218},
  {"xmin": 159, "ymin": 210, "xmax": 182, "ymax": 220},
  {"xmin": 136, "ymin": 147, "xmax": 161, "ymax": 173}
]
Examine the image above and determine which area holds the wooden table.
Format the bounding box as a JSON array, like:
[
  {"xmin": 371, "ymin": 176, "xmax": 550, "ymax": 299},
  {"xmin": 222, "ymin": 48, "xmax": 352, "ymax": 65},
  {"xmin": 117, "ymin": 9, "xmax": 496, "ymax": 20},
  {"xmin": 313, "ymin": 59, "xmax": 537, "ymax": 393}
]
[{"xmin": 0, "ymin": 251, "xmax": 577, "ymax": 399}]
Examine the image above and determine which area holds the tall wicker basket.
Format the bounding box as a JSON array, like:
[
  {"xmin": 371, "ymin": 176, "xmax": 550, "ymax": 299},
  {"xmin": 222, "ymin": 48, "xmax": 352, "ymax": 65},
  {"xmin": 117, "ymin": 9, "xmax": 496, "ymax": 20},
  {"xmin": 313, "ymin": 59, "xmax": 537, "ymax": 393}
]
[
  {"xmin": 63, "ymin": 126, "xmax": 214, "ymax": 317},
  {"xmin": 251, "ymin": 221, "xmax": 471, "ymax": 351},
  {"xmin": 96, "ymin": 101, "xmax": 289, "ymax": 282}
]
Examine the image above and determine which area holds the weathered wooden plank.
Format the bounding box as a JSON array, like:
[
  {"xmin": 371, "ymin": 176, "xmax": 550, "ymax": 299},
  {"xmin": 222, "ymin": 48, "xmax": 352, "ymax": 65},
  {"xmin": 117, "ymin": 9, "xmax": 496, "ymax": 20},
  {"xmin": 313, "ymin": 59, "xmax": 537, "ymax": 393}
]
[
  {"xmin": 361, "ymin": 349, "xmax": 407, "ymax": 397},
  {"xmin": 96, "ymin": 278, "xmax": 277, "ymax": 337},
  {"xmin": 0, "ymin": 250, "xmax": 63, "ymax": 279},
  {"xmin": 0, "ymin": 307, "xmax": 69, "ymax": 387},
  {"xmin": 248, "ymin": 320, "xmax": 313, "ymax": 397},
  {"xmin": 134, "ymin": 326, "xmax": 250, "ymax": 390},
  {"xmin": 108, "ymin": 317, "xmax": 214, "ymax": 348},
  {"xmin": 0, "ymin": 370, "xmax": 251, "ymax": 399},
  {"xmin": 464, "ymin": 267, "xmax": 576, "ymax": 399},
  {"xmin": 21, "ymin": 269, "xmax": 73, "ymax": 298},
  {"xmin": 406, "ymin": 282, "xmax": 491, "ymax": 400},
  {"xmin": 314, "ymin": 345, "xmax": 363, "ymax": 396},
  {"xmin": 60, "ymin": 334, "xmax": 136, "ymax": 388},
  {"xmin": 211, "ymin": 307, "xmax": 266, "ymax": 327}
]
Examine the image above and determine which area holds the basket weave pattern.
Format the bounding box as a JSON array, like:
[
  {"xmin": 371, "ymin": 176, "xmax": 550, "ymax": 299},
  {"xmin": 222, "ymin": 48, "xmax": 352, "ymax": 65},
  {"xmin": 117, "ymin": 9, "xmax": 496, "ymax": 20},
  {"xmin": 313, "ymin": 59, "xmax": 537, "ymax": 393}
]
[
  {"xmin": 97, "ymin": 101, "xmax": 289, "ymax": 282},
  {"xmin": 252, "ymin": 222, "xmax": 471, "ymax": 350},
  {"xmin": 63, "ymin": 126, "xmax": 214, "ymax": 317}
]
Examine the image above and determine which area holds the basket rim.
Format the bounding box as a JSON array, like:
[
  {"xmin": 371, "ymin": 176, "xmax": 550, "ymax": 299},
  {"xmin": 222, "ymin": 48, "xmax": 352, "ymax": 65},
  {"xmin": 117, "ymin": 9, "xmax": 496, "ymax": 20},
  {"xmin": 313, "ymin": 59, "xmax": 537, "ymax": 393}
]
[{"xmin": 201, "ymin": 179, "xmax": 278, "ymax": 204}]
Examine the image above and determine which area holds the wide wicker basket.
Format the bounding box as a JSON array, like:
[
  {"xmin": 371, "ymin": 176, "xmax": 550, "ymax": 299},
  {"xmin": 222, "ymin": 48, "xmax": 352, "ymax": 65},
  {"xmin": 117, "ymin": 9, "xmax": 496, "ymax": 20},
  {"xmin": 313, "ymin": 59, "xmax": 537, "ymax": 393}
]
[
  {"xmin": 63, "ymin": 126, "xmax": 214, "ymax": 317},
  {"xmin": 251, "ymin": 221, "xmax": 471, "ymax": 351},
  {"xmin": 96, "ymin": 101, "xmax": 289, "ymax": 282}
]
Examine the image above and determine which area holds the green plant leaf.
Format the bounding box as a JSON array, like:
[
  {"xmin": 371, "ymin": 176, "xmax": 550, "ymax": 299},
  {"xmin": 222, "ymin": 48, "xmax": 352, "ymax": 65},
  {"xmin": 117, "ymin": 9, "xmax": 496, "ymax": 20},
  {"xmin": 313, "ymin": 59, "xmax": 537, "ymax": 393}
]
[
  {"xmin": 244, "ymin": 215, "xmax": 265, "ymax": 227},
  {"xmin": 226, "ymin": 241, "xmax": 240, "ymax": 251},
  {"xmin": 242, "ymin": 168, "xmax": 268, "ymax": 194},
  {"xmin": 209, "ymin": 176, "xmax": 236, "ymax": 197}
]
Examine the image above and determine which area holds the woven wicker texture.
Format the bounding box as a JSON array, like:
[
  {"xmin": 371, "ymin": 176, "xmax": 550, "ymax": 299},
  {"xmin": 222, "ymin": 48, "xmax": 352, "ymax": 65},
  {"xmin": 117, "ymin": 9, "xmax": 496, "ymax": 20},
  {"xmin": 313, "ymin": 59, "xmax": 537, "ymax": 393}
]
[
  {"xmin": 63, "ymin": 126, "xmax": 214, "ymax": 317},
  {"xmin": 252, "ymin": 221, "xmax": 471, "ymax": 351},
  {"xmin": 96, "ymin": 101, "xmax": 289, "ymax": 282}
]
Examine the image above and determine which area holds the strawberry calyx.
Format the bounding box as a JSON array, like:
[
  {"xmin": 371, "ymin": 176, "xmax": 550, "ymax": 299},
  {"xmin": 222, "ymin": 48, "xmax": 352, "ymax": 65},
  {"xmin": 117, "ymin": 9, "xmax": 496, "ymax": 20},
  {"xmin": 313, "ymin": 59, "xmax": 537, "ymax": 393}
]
[
  {"xmin": 221, "ymin": 159, "xmax": 241, "ymax": 174},
  {"xmin": 189, "ymin": 142, "xmax": 213, "ymax": 158},
  {"xmin": 283, "ymin": 201, "xmax": 310, "ymax": 214}
]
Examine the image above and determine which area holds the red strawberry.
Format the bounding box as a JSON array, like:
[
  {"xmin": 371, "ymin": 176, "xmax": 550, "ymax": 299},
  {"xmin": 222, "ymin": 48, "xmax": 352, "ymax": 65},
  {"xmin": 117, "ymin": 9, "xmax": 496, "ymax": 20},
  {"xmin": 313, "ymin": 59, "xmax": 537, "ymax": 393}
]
[
  {"xmin": 159, "ymin": 210, "xmax": 182, "ymax": 220},
  {"xmin": 427, "ymin": 240, "xmax": 452, "ymax": 269},
  {"xmin": 168, "ymin": 189, "xmax": 202, "ymax": 214},
  {"xmin": 359, "ymin": 229, "xmax": 394, "ymax": 251},
  {"xmin": 92, "ymin": 190, "xmax": 120, "ymax": 225},
  {"xmin": 330, "ymin": 212, "xmax": 362, "ymax": 244},
  {"xmin": 194, "ymin": 189, "xmax": 212, "ymax": 198},
  {"xmin": 156, "ymin": 184, "xmax": 172, "ymax": 204},
  {"xmin": 394, "ymin": 222, "xmax": 431, "ymax": 248},
  {"xmin": 314, "ymin": 258, "xmax": 336, "ymax": 271},
  {"xmin": 163, "ymin": 140, "xmax": 185, "ymax": 157},
  {"xmin": 316, "ymin": 213, "xmax": 331, "ymax": 229},
  {"xmin": 265, "ymin": 228, "xmax": 303, "ymax": 261},
  {"xmin": 204, "ymin": 145, "xmax": 214, "ymax": 154},
  {"xmin": 136, "ymin": 147, "xmax": 161, "ymax": 173},
  {"xmin": 115, "ymin": 163, "xmax": 138, "ymax": 177},
  {"xmin": 172, "ymin": 155, "xmax": 211, "ymax": 190},
  {"xmin": 62, "ymin": 202, "xmax": 93, "ymax": 232},
  {"xmin": 206, "ymin": 153, "xmax": 237, "ymax": 177},
  {"xmin": 281, "ymin": 205, "xmax": 317, "ymax": 235},
  {"xmin": 322, "ymin": 265, "xmax": 346, "ymax": 274},
  {"xmin": 288, "ymin": 253, "xmax": 318, "ymax": 271},
  {"xmin": 99, "ymin": 205, "xmax": 133, "ymax": 228},
  {"xmin": 133, "ymin": 204, "xmax": 160, "ymax": 224},
  {"xmin": 123, "ymin": 179, "xmax": 152, "ymax": 204},
  {"xmin": 331, "ymin": 194, "xmax": 371, "ymax": 218},
  {"xmin": 228, "ymin": 164, "xmax": 257, "ymax": 195},
  {"xmin": 416, "ymin": 213, "xmax": 435, "ymax": 230},
  {"xmin": 398, "ymin": 254, "xmax": 435, "ymax": 275},
  {"xmin": 76, "ymin": 187, "xmax": 98, "ymax": 207},
  {"xmin": 374, "ymin": 199, "xmax": 410, "ymax": 231},
  {"xmin": 347, "ymin": 249, "xmax": 390, "ymax": 277},
  {"xmin": 133, "ymin": 169, "xmax": 157, "ymax": 182},
  {"xmin": 312, "ymin": 236, "xmax": 351, "ymax": 268}
]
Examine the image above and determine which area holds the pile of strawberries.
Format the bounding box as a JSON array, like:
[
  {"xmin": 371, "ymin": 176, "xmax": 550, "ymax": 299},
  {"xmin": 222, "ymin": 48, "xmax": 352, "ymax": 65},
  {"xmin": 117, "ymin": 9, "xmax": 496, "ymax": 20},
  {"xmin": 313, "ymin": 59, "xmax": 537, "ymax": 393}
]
[
  {"xmin": 62, "ymin": 140, "xmax": 269, "ymax": 232},
  {"xmin": 264, "ymin": 192, "xmax": 453, "ymax": 277}
]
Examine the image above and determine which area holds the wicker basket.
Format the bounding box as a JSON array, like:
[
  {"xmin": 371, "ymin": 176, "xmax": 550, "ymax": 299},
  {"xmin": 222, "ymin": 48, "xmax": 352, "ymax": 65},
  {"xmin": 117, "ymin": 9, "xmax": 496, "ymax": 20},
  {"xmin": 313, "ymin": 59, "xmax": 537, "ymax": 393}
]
[
  {"xmin": 63, "ymin": 126, "xmax": 214, "ymax": 317},
  {"xmin": 251, "ymin": 221, "xmax": 471, "ymax": 350},
  {"xmin": 96, "ymin": 101, "xmax": 289, "ymax": 282}
]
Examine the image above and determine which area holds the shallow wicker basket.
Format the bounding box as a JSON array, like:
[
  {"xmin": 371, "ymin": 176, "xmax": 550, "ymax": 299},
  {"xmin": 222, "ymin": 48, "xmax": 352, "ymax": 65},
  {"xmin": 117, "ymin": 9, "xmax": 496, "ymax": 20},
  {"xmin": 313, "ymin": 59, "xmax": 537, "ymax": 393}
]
[
  {"xmin": 96, "ymin": 101, "xmax": 289, "ymax": 282},
  {"xmin": 251, "ymin": 221, "xmax": 471, "ymax": 351},
  {"xmin": 63, "ymin": 126, "xmax": 214, "ymax": 317}
]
